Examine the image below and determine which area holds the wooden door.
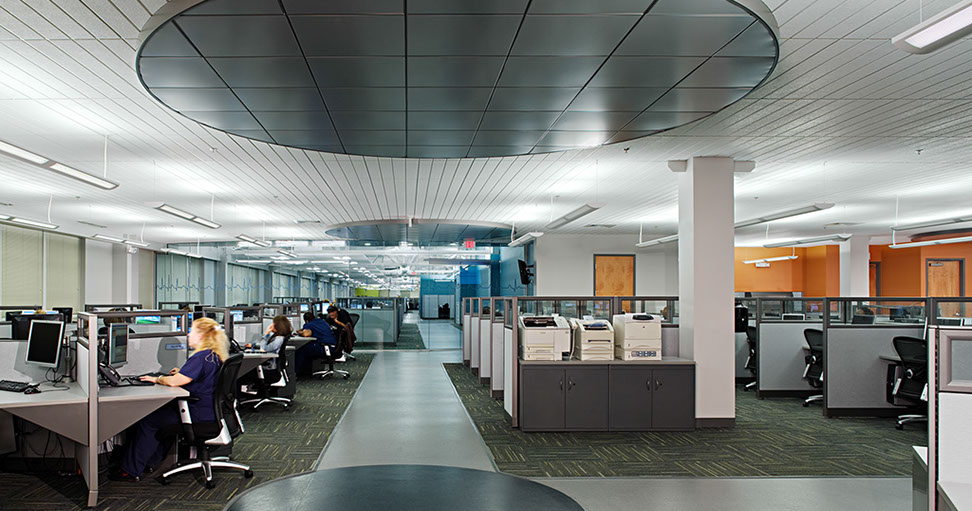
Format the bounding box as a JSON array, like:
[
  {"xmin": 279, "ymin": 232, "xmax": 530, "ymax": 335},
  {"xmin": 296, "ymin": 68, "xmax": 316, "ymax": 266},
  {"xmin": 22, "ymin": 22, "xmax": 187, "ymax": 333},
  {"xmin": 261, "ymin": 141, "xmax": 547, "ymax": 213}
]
[
  {"xmin": 869, "ymin": 262, "xmax": 880, "ymax": 297},
  {"xmin": 595, "ymin": 255, "xmax": 634, "ymax": 295},
  {"xmin": 927, "ymin": 259, "xmax": 963, "ymax": 319}
]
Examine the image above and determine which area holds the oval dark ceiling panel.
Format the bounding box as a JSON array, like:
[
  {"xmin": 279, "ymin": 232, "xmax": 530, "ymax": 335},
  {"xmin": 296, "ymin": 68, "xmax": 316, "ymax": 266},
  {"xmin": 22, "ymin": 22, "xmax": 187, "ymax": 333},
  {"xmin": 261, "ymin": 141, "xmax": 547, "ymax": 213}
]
[{"xmin": 137, "ymin": 0, "xmax": 778, "ymax": 158}]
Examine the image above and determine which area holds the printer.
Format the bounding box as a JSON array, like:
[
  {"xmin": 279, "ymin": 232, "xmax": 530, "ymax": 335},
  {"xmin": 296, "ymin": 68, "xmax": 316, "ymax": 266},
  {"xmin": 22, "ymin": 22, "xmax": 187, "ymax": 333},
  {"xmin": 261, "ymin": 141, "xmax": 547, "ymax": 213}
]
[
  {"xmin": 613, "ymin": 313, "xmax": 662, "ymax": 361},
  {"xmin": 569, "ymin": 318, "xmax": 614, "ymax": 361},
  {"xmin": 518, "ymin": 315, "xmax": 571, "ymax": 361}
]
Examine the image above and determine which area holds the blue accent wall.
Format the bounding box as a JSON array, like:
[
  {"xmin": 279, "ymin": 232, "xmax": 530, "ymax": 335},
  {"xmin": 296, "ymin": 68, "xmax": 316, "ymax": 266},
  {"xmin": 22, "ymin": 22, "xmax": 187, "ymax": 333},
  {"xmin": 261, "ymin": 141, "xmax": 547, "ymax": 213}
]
[{"xmin": 499, "ymin": 246, "xmax": 527, "ymax": 296}]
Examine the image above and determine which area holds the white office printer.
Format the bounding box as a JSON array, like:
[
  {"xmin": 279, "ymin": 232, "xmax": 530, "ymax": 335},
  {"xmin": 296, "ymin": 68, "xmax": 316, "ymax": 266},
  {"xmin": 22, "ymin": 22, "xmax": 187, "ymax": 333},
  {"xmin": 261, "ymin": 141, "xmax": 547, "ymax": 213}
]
[
  {"xmin": 569, "ymin": 318, "xmax": 614, "ymax": 361},
  {"xmin": 518, "ymin": 315, "xmax": 571, "ymax": 361},
  {"xmin": 613, "ymin": 313, "xmax": 662, "ymax": 361}
]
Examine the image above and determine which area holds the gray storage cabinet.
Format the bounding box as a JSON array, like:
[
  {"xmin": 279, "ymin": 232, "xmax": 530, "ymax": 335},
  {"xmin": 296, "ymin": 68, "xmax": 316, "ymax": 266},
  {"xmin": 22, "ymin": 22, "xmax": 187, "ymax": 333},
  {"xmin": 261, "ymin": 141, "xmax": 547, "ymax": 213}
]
[{"xmin": 520, "ymin": 361, "xmax": 695, "ymax": 432}]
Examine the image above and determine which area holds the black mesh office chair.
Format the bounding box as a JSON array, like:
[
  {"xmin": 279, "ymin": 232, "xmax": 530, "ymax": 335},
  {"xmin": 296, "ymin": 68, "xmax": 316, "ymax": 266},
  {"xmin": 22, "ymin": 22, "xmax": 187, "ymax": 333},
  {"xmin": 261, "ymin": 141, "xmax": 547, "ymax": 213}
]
[
  {"xmin": 890, "ymin": 336, "xmax": 928, "ymax": 430},
  {"xmin": 343, "ymin": 313, "xmax": 360, "ymax": 361},
  {"xmin": 240, "ymin": 337, "xmax": 292, "ymax": 409},
  {"xmin": 159, "ymin": 353, "xmax": 253, "ymax": 488},
  {"xmin": 312, "ymin": 344, "xmax": 349, "ymax": 380},
  {"xmin": 744, "ymin": 326, "xmax": 757, "ymax": 391},
  {"xmin": 802, "ymin": 328, "xmax": 824, "ymax": 406}
]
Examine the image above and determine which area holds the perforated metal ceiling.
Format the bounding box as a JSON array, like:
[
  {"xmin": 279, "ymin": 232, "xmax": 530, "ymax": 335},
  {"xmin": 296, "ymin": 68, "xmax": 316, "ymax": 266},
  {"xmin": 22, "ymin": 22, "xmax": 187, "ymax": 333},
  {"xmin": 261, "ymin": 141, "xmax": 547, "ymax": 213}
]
[{"xmin": 136, "ymin": 0, "xmax": 778, "ymax": 158}]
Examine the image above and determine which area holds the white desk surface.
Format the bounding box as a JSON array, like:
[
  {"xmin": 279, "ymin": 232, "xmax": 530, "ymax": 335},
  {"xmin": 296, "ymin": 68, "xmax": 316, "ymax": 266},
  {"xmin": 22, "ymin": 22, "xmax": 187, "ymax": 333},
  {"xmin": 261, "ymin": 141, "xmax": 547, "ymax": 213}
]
[
  {"xmin": 99, "ymin": 384, "xmax": 188, "ymax": 402},
  {"xmin": 914, "ymin": 445, "xmax": 928, "ymax": 466},
  {"xmin": 880, "ymin": 353, "xmax": 902, "ymax": 362},
  {"xmin": 938, "ymin": 481, "xmax": 972, "ymax": 511},
  {"xmin": 0, "ymin": 382, "xmax": 87, "ymax": 409}
]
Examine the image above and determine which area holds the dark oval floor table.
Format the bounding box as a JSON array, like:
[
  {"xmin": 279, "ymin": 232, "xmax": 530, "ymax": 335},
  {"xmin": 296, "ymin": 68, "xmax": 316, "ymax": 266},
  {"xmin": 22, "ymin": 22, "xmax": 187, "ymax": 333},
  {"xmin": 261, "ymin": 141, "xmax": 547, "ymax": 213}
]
[{"xmin": 223, "ymin": 464, "xmax": 584, "ymax": 511}]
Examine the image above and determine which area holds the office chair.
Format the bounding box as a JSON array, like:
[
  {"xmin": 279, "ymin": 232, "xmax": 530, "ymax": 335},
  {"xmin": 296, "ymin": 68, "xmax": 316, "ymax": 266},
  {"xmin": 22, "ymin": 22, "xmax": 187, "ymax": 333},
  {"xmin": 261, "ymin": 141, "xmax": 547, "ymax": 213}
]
[
  {"xmin": 802, "ymin": 328, "xmax": 824, "ymax": 407},
  {"xmin": 343, "ymin": 313, "xmax": 360, "ymax": 362},
  {"xmin": 312, "ymin": 344, "xmax": 349, "ymax": 380},
  {"xmin": 159, "ymin": 354, "xmax": 253, "ymax": 488},
  {"xmin": 890, "ymin": 336, "xmax": 928, "ymax": 430},
  {"xmin": 744, "ymin": 326, "xmax": 757, "ymax": 391},
  {"xmin": 240, "ymin": 337, "xmax": 292, "ymax": 410}
]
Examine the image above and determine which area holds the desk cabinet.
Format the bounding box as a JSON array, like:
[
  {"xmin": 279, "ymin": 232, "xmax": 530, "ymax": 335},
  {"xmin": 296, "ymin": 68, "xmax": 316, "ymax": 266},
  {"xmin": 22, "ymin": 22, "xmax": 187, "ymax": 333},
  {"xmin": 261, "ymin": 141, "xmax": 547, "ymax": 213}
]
[{"xmin": 520, "ymin": 361, "xmax": 694, "ymax": 432}]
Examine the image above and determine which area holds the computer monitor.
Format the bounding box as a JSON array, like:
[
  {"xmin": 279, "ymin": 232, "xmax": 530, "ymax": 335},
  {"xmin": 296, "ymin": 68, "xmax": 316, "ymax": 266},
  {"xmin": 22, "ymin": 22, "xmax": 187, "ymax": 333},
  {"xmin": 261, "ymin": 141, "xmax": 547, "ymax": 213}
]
[
  {"xmin": 108, "ymin": 323, "xmax": 128, "ymax": 367},
  {"xmin": 299, "ymin": 304, "xmax": 310, "ymax": 312},
  {"xmin": 26, "ymin": 320, "xmax": 64, "ymax": 369},
  {"xmin": 12, "ymin": 313, "xmax": 62, "ymax": 340},
  {"xmin": 135, "ymin": 315, "xmax": 161, "ymax": 324},
  {"xmin": 232, "ymin": 311, "xmax": 244, "ymax": 322},
  {"xmin": 53, "ymin": 307, "xmax": 73, "ymax": 321},
  {"xmin": 518, "ymin": 260, "xmax": 533, "ymax": 286}
]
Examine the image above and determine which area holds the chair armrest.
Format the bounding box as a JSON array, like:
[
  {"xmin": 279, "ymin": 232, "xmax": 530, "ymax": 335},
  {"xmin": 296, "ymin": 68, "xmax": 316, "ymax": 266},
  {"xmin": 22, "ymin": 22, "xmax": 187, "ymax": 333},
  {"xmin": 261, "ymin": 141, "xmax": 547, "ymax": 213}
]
[{"xmin": 175, "ymin": 398, "xmax": 198, "ymax": 442}]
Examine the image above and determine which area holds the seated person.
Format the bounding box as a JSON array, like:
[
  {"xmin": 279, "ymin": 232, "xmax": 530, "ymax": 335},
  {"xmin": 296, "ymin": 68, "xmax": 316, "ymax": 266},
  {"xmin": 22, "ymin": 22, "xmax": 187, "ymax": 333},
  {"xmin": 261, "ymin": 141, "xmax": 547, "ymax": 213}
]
[
  {"xmin": 244, "ymin": 315, "xmax": 293, "ymax": 370},
  {"xmin": 326, "ymin": 306, "xmax": 356, "ymax": 360},
  {"xmin": 109, "ymin": 317, "xmax": 228, "ymax": 482},
  {"xmin": 295, "ymin": 312, "xmax": 338, "ymax": 374},
  {"xmin": 98, "ymin": 307, "xmax": 136, "ymax": 337}
]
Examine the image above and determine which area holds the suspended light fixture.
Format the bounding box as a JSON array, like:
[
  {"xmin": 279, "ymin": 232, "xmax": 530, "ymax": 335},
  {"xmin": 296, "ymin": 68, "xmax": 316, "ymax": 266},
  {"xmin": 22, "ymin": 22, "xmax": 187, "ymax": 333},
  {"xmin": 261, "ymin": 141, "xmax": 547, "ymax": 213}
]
[
  {"xmin": 890, "ymin": 234, "xmax": 972, "ymax": 249},
  {"xmin": 892, "ymin": 1, "xmax": 972, "ymax": 54},
  {"xmin": 763, "ymin": 233, "xmax": 851, "ymax": 248},
  {"xmin": 545, "ymin": 203, "xmax": 604, "ymax": 230}
]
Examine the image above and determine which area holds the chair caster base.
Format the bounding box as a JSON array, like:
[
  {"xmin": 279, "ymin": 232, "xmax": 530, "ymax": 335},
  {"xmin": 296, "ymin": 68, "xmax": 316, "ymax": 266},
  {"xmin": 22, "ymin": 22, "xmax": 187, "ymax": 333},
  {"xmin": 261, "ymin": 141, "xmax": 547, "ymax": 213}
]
[
  {"xmin": 206, "ymin": 480, "xmax": 216, "ymax": 489},
  {"xmin": 244, "ymin": 469, "xmax": 254, "ymax": 478}
]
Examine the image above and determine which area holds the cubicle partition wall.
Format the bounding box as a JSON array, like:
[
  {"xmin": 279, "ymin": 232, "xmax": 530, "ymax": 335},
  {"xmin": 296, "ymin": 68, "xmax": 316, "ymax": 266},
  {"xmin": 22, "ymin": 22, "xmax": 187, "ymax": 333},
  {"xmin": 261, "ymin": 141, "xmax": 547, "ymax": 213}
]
[
  {"xmin": 273, "ymin": 296, "xmax": 313, "ymax": 304},
  {"xmin": 928, "ymin": 321, "xmax": 972, "ymax": 511},
  {"xmin": 83, "ymin": 303, "xmax": 142, "ymax": 312},
  {"xmin": 735, "ymin": 298, "xmax": 757, "ymax": 380},
  {"xmin": 754, "ymin": 298, "xmax": 826, "ymax": 398},
  {"xmin": 614, "ymin": 297, "xmax": 679, "ymax": 357},
  {"xmin": 261, "ymin": 304, "xmax": 283, "ymax": 331},
  {"xmin": 282, "ymin": 303, "xmax": 302, "ymax": 335},
  {"xmin": 229, "ymin": 306, "xmax": 264, "ymax": 346},
  {"xmin": 462, "ymin": 298, "xmax": 471, "ymax": 365},
  {"xmin": 490, "ymin": 299, "xmax": 509, "ymax": 399},
  {"xmin": 823, "ymin": 297, "xmax": 927, "ymax": 417},
  {"xmin": 502, "ymin": 300, "xmax": 515, "ymax": 415},
  {"xmin": 334, "ymin": 298, "xmax": 402, "ymax": 346},
  {"xmin": 0, "ymin": 305, "xmax": 42, "ymax": 338},
  {"xmin": 158, "ymin": 301, "xmax": 198, "ymax": 310},
  {"xmin": 470, "ymin": 298, "xmax": 481, "ymax": 372},
  {"xmin": 478, "ymin": 299, "xmax": 493, "ymax": 384}
]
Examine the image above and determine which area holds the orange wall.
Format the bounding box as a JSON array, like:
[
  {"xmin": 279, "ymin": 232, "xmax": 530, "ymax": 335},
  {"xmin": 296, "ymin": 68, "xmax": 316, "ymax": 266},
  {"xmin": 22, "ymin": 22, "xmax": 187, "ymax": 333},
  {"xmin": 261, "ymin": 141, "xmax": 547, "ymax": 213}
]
[
  {"xmin": 734, "ymin": 247, "xmax": 838, "ymax": 295},
  {"xmin": 870, "ymin": 237, "xmax": 972, "ymax": 297}
]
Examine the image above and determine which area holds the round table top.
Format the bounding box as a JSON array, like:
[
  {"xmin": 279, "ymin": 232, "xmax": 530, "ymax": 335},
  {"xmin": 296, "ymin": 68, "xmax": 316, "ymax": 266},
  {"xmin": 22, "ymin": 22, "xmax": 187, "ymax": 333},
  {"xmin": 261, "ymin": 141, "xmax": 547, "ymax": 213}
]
[{"xmin": 224, "ymin": 464, "xmax": 583, "ymax": 511}]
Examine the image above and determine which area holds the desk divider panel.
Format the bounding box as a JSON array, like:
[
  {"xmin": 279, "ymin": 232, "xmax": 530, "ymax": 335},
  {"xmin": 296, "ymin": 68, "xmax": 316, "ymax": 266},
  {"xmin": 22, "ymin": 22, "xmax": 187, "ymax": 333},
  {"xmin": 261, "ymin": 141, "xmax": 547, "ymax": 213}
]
[
  {"xmin": 479, "ymin": 314, "xmax": 492, "ymax": 381},
  {"xmin": 825, "ymin": 326, "xmax": 923, "ymax": 414},
  {"xmin": 758, "ymin": 322, "xmax": 822, "ymax": 394},
  {"xmin": 491, "ymin": 322, "xmax": 505, "ymax": 394},
  {"xmin": 662, "ymin": 325, "xmax": 679, "ymax": 357}
]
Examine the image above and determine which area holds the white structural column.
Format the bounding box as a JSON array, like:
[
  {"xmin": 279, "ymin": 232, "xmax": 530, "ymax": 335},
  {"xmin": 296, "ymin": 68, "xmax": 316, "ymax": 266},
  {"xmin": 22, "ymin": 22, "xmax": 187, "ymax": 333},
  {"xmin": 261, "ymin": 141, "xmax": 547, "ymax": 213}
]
[
  {"xmin": 673, "ymin": 157, "xmax": 738, "ymax": 425},
  {"xmin": 839, "ymin": 236, "xmax": 870, "ymax": 296}
]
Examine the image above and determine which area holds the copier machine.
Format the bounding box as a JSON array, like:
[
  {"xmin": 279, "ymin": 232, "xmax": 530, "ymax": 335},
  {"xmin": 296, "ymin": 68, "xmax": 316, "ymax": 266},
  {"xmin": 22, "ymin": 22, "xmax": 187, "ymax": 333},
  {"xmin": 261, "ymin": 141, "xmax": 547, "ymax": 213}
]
[
  {"xmin": 569, "ymin": 318, "xmax": 614, "ymax": 360},
  {"xmin": 518, "ymin": 315, "xmax": 571, "ymax": 361},
  {"xmin": 613, "ymin": 313, "xmax": 662, "ymax": 360}
]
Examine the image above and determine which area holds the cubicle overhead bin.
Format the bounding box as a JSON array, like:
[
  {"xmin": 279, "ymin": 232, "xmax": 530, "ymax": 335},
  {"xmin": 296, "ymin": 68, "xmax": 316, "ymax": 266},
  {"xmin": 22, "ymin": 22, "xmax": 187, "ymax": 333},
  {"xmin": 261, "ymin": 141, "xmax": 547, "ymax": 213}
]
[
  {"xmin": 754, "ymin": 298, "xmax": 827, "ymax": 398},
  {"xmin": 335, "ymin": 297, "xmax": 403, "ymax": 347},
  {"xmin": 462, "ymin": 298, "xmax": 471, "ymax": 365},
  {"xmin": 470, "ymin": 298, "xmax": 481, "ymax": 372},
  {"xmin": 490, "ymin": 299, "xmax": 510, "ymax": 400},
  {"xmin": 927, "ymin": 320, "xmax": 972, "ymax": 511},
  {"xmin": 822, "ymin": 297, "xmax": 927, "ymax": 417},
  {"xmin": 479, "ymin": 299, "xmax": 493, "ymax": 384}
]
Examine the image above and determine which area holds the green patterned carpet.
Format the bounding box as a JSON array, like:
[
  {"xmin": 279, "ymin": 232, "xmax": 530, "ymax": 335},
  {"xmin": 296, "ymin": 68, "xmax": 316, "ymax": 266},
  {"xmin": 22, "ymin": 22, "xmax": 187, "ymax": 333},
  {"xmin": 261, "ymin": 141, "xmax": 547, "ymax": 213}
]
[
  {"xmin": 354, "ymin": 321, "xmax": 427, "ymax": 350},
  {"xmin": 444, "ymin": 363, "xmax": 926, "ymax": 478},
  {"xmin": 0, "ymin": 354, "xmax": 374, "ymax": 511}
]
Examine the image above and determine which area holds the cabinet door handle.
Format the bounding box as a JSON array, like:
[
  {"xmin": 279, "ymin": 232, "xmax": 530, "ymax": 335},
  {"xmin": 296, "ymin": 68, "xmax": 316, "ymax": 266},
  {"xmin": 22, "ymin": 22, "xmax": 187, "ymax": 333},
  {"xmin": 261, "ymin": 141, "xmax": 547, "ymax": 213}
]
[
  {"xmin": 655, "ymin": 380, "xmax": 663, "ymax": 390},
  {"xmin": 559, "ymin": 379, "xmax": 563, "ymax": 391},
  {"xmin": 568, "ymin": 379, "xmax": 575, "ymax": 390}
]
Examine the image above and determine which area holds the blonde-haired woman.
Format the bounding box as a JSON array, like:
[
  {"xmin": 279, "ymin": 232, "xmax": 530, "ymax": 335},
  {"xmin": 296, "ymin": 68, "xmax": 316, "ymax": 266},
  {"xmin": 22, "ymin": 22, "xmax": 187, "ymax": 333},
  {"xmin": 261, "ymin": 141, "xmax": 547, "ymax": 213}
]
[{"xmin": 110, "ymin": 317, "xmax": 229, "ymax": 482}]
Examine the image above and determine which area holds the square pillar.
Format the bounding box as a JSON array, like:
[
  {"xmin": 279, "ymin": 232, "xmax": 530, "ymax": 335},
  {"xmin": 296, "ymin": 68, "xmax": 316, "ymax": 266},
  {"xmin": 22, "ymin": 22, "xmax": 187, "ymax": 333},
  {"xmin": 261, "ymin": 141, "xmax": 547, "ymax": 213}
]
[
  {"xmin": 676, "ymin": 157, "xmax": 737, "ymax": 427},
  {"xmin": 840, "ymin": 236, "xmax": 870, "ymax": 297}
]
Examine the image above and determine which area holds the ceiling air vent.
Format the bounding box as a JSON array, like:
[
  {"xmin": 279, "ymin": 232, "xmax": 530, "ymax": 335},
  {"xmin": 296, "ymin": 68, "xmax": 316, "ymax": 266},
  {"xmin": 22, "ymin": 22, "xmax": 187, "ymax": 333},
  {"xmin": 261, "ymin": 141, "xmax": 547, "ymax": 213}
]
[{"xmin": 585, "ymin": 224, "xmax": 616, "ymax": 228}]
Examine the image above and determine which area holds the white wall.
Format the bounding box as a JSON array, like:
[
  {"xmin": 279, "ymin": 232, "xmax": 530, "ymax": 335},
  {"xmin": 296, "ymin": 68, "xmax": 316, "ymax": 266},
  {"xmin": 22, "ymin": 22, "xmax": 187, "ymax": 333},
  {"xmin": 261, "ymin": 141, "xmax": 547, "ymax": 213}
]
[
  {"xmin": 534, "ymin": 234, "xmax": 678, "ymax": 296},
  {"xmin": 84, "ymin": 240, "xmax": 113, "ymax": 304}
]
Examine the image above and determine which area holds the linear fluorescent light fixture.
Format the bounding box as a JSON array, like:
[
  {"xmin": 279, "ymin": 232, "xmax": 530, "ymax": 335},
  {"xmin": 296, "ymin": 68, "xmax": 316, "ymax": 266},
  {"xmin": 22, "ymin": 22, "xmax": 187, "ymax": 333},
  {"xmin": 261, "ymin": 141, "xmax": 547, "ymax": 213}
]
[
  {"xmin": 155, "ymin": 203, "xmax": 220, "ymax": 229},
  {"xmin": 636, "ymin": 234, "xmax": 679, "ymax": 248},
  {"xmin": 0, "ymin": 140, "xmax": 49, "ymax": 165},
  {"xmin": 2, "ymin": 217, "xmax": 59, "ymax": 230},
  {"xmin": 891, "ymin": 214, "xmax": 972, "ymax": 232},
  {"xmin": 734, "ymin": 203, "xmax": 835, "ymax": 229},
  {"xmin": 49, "ymin": 163, "xmax": 119, "ymax": 190},
  {"xmin": 237, "ymin": 259, "xmax": 273, "ymax": 264},
  {"xmin": 890, "ymin": 234, "xmax": 972, "ymax": 249},
  {"xmin": 743, "ymin": 255, "xmax": 799, "ymax": 264},
  {"xmin": 764, "ymin": 233, "xmax": 851, "ymax": 248},
  {"xmin": 236, "ymin": 234, "xmax": 271, "ymax": 247},
  {"xmin": 545, "ymin": 202, "xmax": 604, "ymax": 230},
  {"xmin": 161, "ymin": 247, "xmax": 202, "ymax": 259},
  {"xmin": 892, "ymin": 0, "xmax": 972, "ymax": 54},
  {"xmin": 277, "ymin": 249, "xmax": 298, "ymax": 258},
  {"xmin": 509, "ymin": 232, "xmax": 543, "ymax": 247},
  {"xmin": 92, "ymin": 234, "xmax": 123, "ymax": 243},
  {"xmin": 123, "ymin": 239, "xmax": 150, "ymax": 248}
]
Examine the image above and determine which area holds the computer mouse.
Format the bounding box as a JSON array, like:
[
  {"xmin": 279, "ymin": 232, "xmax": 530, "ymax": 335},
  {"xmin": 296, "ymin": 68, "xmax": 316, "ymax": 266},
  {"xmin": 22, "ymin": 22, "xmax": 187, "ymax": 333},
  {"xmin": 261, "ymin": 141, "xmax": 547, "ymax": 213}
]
[{"xmin": 24, "ymin": 387, "xmax": 40, "ymax": 395}]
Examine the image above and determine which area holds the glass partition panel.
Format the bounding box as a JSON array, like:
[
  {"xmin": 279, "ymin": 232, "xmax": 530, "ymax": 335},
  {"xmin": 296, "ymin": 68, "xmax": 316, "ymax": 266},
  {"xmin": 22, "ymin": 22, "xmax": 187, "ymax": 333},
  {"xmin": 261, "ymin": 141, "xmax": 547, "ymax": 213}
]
[
  {"xmin": 828, "ymin": 298, "xmax": 925, "ymax": 325},
  {"xmin": 504, "ymin": 300, "xmax": 513, "ymax": 328},
  {"xmin": 932, "ymin": 299, "xmax": 972, "ymax": 326},
  {"xmin": 493, "ymin": 300, "xmax": 506, "ymax": 323},
  {"xmin": 471, "ymin": 298, "xmax": 480, "ymax": 316}
]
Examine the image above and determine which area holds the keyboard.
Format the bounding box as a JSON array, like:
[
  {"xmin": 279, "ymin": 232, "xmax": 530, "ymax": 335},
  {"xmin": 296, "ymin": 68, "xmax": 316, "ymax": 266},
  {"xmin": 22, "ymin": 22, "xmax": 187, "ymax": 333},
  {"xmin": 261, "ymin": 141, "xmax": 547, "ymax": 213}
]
[
  {"xmin": 139, "ymin": 372, "xmax": 167, "ymax": 378},
  {"xmin": 0, "ymin": 380, "xmax": 31, "ymax": 393},
  {"xmin": 124, "ymin": 377, "xmax": 155, "ymax": 387}
]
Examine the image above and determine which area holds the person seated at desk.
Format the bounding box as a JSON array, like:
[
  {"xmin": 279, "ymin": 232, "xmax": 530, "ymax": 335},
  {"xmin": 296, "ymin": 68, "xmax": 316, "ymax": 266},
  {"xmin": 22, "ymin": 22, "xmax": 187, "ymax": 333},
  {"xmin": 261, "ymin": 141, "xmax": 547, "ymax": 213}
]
[
  {"xmin": 326, "ymin": 306, "xmax": 356, "ymax": 361},
  {"xmin": 295, "ymin": 312, "xmax": 338, "ymax": 374},
  {"xmin": 98, "ymin": 308, "xmax": 136, "ymax": 337},
  {"xmin": 243, "ymin": 315, "xmax": 293, "ymax": 370},
  {"xmin": 109, "ymin": 317, "xmax": 228, "ymax": 482}
]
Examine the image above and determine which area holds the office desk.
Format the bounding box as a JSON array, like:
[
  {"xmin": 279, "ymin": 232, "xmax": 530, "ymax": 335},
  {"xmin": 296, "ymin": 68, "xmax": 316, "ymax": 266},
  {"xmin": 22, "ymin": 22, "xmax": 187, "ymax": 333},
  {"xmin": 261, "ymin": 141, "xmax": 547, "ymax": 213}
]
[
  {"xmin": 290, "ymin": 336, "xmax": 313, "ymax": 350},
  {"xmin": 0, "ymin": 383, "xmax": 88, "ymax": 443},
  {"xmin": 98, "ymin": 385, "xmax": 188, "ymax": 443},
  {"xmin": 938, "ymin": 482, "xmax": 972, "ymax": 511},
  {"xmin": 239, "ymin": 352, "xmax": 277, "ymax": 376},
  {"xmin": 914, "ymin": 446, "xmax": 928, "ymax": 511}
]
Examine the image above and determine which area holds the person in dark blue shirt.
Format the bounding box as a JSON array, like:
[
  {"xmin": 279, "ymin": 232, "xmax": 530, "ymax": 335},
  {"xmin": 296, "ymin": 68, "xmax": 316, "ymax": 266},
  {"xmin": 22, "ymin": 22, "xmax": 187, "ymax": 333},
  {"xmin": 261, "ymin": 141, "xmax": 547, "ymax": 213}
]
[
  {"xmin": 295, "ymin": 311, "xmax": 338, "ymax": 374},
  {"xmin": 110, "ymin": 317, "xmax": 228, "ymax": 481}
]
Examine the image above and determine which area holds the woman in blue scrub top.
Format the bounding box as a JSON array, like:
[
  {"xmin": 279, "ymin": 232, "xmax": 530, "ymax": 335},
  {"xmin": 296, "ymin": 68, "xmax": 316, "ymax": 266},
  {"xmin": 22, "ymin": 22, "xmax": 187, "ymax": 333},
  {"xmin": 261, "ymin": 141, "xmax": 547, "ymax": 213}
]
[{"xmin": 110, "ymin": 317, "xmax": 228, "ymax": 481}]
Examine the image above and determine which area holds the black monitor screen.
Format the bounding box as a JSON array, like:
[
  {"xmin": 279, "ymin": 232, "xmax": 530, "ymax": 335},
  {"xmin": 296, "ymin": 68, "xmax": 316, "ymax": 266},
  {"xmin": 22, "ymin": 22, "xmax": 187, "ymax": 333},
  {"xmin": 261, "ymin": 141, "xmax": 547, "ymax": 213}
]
[
  {"xmin": 26, "ymin": 320, "xmax": 63, "ymax": 368},
  {"xmin": 109, "ymin": 323, "xmax": 128, "ymax": 367},
  {"xmin": 518, "ymin": 260, "xmax": 532, "ymax": 286},
  {"xmin": 12, "ymin": 313, "xmax": 62, "ymax": 340}
]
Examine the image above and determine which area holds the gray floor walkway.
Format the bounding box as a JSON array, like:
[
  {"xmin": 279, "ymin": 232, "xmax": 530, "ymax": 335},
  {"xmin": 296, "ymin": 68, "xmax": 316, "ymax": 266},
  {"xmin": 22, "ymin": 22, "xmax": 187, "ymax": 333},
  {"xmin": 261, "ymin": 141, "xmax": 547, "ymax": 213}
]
[{"xmin": 317, "ymin": 317, "xmax": 912, "ymax": 510}]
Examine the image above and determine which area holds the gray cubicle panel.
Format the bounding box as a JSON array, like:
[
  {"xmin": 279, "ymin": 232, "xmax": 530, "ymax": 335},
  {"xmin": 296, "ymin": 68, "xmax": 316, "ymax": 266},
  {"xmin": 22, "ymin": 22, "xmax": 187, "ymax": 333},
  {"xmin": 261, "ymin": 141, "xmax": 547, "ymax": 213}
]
[
  {"xmin": 662, "ymin": 324, "xmax": 679, "ymax": 357},
  {"xmin": 356, "ymin": 308, "xmax": 397, "ymax": 344},
  {"xmin": 757, "ymin": 321, "xmax": 822, "ymax": 395},
  {"xmin": 824, "ymin": 325, "xmax": 924, "ymax": 416},
  {"xmin": 462, "ymin": 298, "xmax": 471, "ymax": 364},
  {"xmin": 470, "ymin": 300, "xmax": 481, "ymax": 370},
  {"xmin": 479, "ymin": 301, "xmax": 492, "ymax": 383},
  {"xmin": 491, "ymin": 300, "xmax": 508, "ymax": 399}
]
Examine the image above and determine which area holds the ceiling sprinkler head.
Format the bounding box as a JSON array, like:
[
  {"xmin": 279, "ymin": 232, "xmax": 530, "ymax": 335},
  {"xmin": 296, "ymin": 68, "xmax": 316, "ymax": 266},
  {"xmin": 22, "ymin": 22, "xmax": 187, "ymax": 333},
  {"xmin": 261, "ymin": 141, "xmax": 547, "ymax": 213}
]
[{"xmin": 916, "ymin": 148, "xmax": 923, "ymax": 155}]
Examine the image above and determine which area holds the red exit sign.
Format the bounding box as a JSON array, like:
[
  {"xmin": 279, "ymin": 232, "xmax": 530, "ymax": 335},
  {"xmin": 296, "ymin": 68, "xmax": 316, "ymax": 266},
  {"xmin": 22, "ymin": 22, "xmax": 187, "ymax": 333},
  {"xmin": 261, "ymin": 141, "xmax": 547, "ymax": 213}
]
[{"xmin": 463, "ymin": 240, "xmax": 476, "ymax": 249}]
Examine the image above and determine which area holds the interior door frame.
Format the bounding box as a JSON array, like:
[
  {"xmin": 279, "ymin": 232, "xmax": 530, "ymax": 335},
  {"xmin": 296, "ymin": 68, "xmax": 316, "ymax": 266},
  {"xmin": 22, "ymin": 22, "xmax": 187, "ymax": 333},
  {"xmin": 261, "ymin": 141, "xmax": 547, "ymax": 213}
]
[
  {"xmin": 869, "ymin": 261, "xmax": 881, "ymax": 297},
  {"xmin": 926, "ymin": 258, "xmax": 965, "ymax": 297},
  {"xmin": 593, "ymin": 254, "xmax": 636, "ymax": 296}
]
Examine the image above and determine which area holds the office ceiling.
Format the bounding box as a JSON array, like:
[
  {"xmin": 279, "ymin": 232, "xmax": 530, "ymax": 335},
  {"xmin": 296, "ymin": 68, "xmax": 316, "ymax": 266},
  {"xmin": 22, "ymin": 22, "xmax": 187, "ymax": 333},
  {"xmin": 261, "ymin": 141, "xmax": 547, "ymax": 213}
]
[
  {"xmin": 0, "ymin": 0, "xmax": 971, "ymax": 254},
  {"xmin": 136, "ymin": 0, "xmax": 778, "ymax": 158},
  {"xmin": 324, "ymin": 219, "xmax": 512, "ymax": 246}
]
